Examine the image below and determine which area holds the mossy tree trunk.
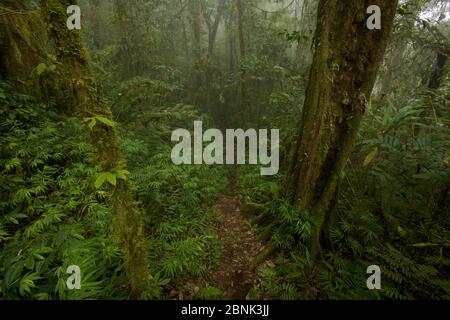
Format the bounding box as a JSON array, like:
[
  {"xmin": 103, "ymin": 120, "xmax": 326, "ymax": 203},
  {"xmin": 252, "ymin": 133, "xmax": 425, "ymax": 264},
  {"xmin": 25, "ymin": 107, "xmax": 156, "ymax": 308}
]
[
  {"xmin": 0, "ymin": 0, "xmax": 83, "ymax": 112},
  {"xmin": 113, "ymin": 0, "xmax": 144, "ymax": 79},
  {"xmin": 204, "ymin": 0, "xmax": 226, "ymax": 57},
  {"xmin": 287, "ymin": 0, "xmax": 398, "ymax": 261},
  {"xmin": 180, "ymin": 0, "xmax": 190, "ymax": 60},
  {"xmin": 189, "ymin": 0, "xmax": 207, "ymax": 107},
  {"xmin": 0, "ymin": 1, "xmax": 47, "ymax": 86},
  {"xmin": 86, "ymin": 0, "xmax": 106, "ymax": 50},
  {"xmin": 41, "ymin": 0, "xmax": 150, "ymax": 297},
  {"xmin": 227, "ymin": 2, "xmax": 236, "ymax": 74},
  {"xmin": 236, "ymin": 0, "xmax": 249, "ymax": 123}
]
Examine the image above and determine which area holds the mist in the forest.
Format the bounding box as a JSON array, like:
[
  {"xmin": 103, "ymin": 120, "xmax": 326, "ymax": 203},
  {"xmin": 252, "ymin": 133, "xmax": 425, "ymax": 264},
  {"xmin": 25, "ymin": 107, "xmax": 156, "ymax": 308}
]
[{"xmin": 0, "ymin": 0, "xmax": 449, "ymax": 303}]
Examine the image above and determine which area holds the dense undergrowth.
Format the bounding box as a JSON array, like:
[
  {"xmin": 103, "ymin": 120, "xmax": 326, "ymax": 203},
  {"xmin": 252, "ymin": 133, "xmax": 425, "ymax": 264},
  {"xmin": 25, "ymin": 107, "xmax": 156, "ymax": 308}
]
[
  {"xmin": 240, "ymin": 78, "xmax": 450, "ymax": 300},
  {"xmin": 1, "ymin": 0, "xmax": 449, "ymax": 301},
  {"xmin": 2, "ymin": 35, "xmax": 448, "ymax": 302},
  {"xmin": 0, "ymin": 78, "xmax": 228, "ymax": 299},
  {"xmin": 0, "ymin": 81, "xmax": 124, "ymax": 299},
  {"xmin": 114, "ymin": 76, "xmax": 229, "ymax": 298}
]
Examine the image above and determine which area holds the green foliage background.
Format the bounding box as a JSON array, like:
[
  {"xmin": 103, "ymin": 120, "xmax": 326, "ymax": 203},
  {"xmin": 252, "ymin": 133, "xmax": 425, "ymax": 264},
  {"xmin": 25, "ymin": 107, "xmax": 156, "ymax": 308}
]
[{"xmin": 0, "ymin": 0, "xmax": 449, "ymax": 300}]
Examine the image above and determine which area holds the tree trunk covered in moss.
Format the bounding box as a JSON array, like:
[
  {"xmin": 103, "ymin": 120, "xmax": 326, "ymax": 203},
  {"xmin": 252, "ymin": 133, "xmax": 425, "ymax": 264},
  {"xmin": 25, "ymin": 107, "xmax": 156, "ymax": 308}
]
[
  {"xmin": 180, "ymin": 0, "xmax": 190, "ymax": 60},
  {"xmin": 236, "ymin": 0, "xmax": 249, "ymax": 122},
  {"xmin": 41, "ymin": 0, "xmax": 150, "ymax": 297},
  {"xmin": 86, "ymin": 0, "xmax": 105, "ymax": 50},
  {"xmin": 113, "ymin": 0, "xmax": 144, "ymax": 79},
  {"xmin": 0, "ymin": 0, "xmax": 78, "ymax": 110},
  {"xmin": 227, "ymin": 2, "xmax": 236, "ymax": 73},
  {"xmin": 236, "ymin": 0, "xmax": 245, "ymax": 61},
  {"xmin": 0, "ymin": 1, "xmax": 46, "ymax": 80},
  {"xmin": 206, "ymin": 0, "xmax": 226, "ymax": 57},
  {"xmin": 287, "ymin": 0, "xmax": 398, "ymax": 261},
  {"xmin": 188, "ymin": 0, "xmax": 207, "ymax": 107}
]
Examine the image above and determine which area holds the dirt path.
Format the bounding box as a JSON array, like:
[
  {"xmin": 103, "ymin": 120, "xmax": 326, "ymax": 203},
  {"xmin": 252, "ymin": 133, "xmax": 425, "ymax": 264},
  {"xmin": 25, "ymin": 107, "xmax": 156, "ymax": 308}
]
[{"xmin": 206, "ymin": 170, "xmax": 264, "ymax": 300}]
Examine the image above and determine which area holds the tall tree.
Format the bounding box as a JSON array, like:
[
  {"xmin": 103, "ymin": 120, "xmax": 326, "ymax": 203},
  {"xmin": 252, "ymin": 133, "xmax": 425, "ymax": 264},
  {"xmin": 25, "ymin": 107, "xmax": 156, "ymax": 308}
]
[
  {"xmin": 41, "ymin": 0, "xmax": 151, "ymax": 297},
  {"xmin": 202, "ymin": 0, "xmax": 227, "ymax": 57},
  {"xmin": 188, "ymin": 0, "xmax": 207, "ymax": 106},
  {"xmin": 287, "ymin": 0, "xmax": 399, "ymax": 261},
  {"xmin": 0, "ymin": 0, "xmax": 47, "ymax": 81},
  {"xmin": 113, "ymin": 0, "xmax": 147, "ymax": 79},
  {"xmin": 179, "ymin": 0, "xmax": 190, "ymax": 59},
  {"xmin": 236, "ymin": 0, "xmax": 249, "ymax": 122},
  {"xmin": 86, "ymin": 0, "xmax": 105, "ymax": 49},
  {"xmin": 227, "ymin": 0, "xmax": 236, "ymax": 73}
]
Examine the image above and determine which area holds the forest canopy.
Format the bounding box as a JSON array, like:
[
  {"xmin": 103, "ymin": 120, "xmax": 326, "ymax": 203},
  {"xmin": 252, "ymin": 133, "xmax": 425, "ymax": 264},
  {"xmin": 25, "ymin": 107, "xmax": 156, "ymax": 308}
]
[{"xmin": 0, "ymin": 0, "xmax": 449, "ymax": 301}]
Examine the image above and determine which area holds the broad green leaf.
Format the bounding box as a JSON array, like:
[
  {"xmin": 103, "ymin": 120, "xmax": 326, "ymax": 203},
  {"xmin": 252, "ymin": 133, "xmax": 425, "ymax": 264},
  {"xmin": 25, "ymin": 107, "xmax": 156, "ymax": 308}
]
[
  {"xmin": 105, "ymin": 172, "xmax": 117, "ymax": 186},
  {"xmin": 95, "ymin": 116, "xmax": 116, "ymax": 128},
  {"xmin": 95, "ymin": 172, "xmax": 117, "ymax": 189},
  {"xmin": 95, "ymin": 173, "xmax": 107, "ymax": 189},
  {"xmin": 35, "ymin": 63, "xmax": 47, "ymax": 76}
]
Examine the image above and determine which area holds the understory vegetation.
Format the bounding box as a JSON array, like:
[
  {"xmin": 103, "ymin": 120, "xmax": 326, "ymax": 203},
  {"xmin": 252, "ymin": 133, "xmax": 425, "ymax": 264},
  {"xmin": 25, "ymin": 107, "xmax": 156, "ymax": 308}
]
[
  {"xmin": 0, "ymin": 0, "xmax": 449, "ymax": 300},
  {"xmin": 0, "ymin": 79, "xmax": 228, "ymax": 299},
  {"xmin": 241, "ymin": 80, "xmax": 450, "ymax": 299}
]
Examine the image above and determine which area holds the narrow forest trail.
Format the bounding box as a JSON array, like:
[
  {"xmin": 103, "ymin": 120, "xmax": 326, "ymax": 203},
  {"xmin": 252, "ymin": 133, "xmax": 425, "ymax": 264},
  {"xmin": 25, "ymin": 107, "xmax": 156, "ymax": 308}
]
[{"xmin": 205, "ymin": 170, "xmax": 265, "ymax": 300}]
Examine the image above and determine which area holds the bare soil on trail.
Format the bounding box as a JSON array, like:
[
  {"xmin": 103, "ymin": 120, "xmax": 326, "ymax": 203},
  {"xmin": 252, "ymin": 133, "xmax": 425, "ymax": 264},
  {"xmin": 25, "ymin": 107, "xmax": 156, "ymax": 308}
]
[{"xmin": 205, "ymin": 171, "xmax": 265, "ymax": 300}]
